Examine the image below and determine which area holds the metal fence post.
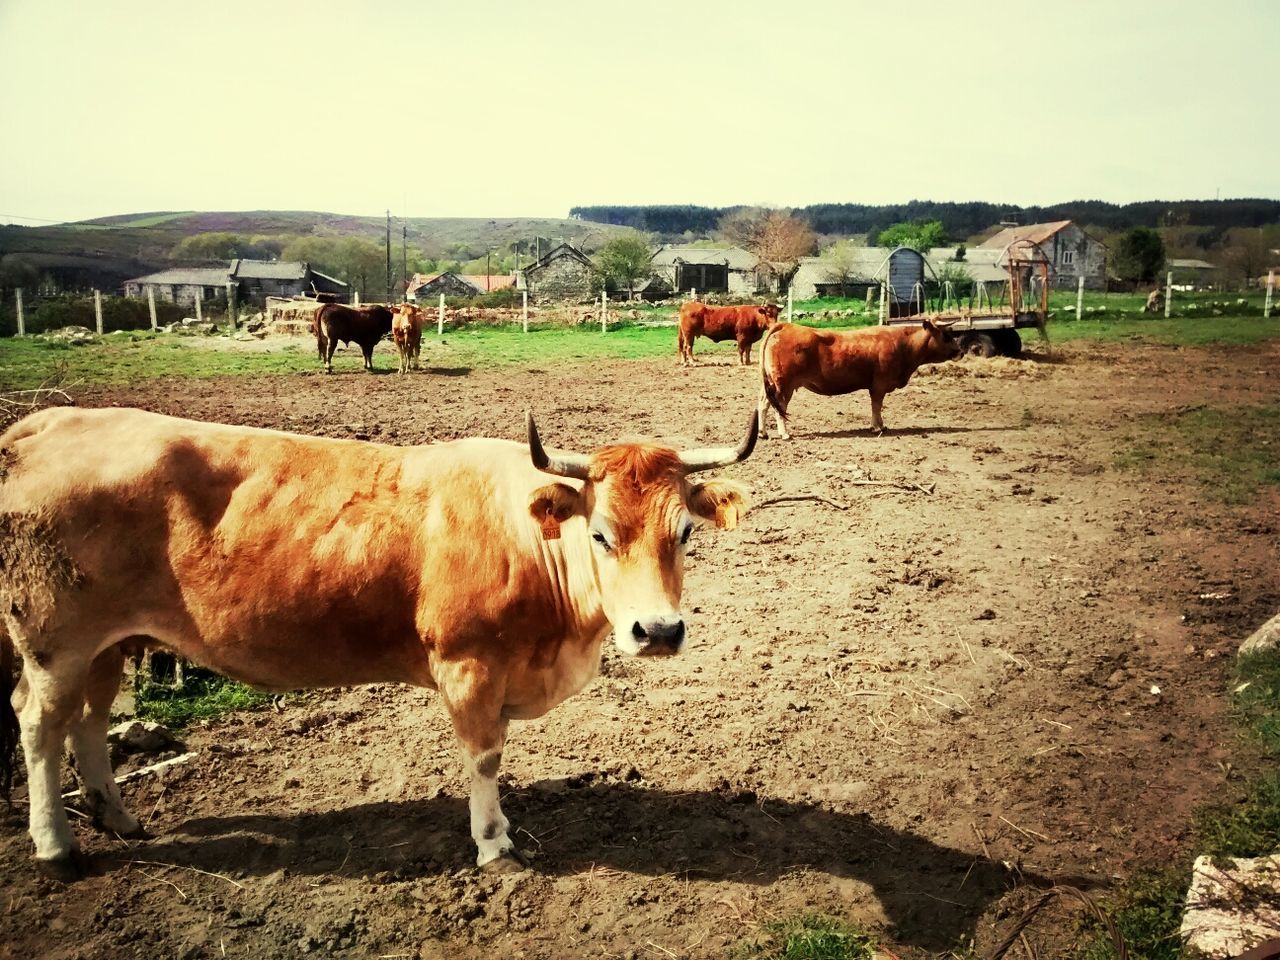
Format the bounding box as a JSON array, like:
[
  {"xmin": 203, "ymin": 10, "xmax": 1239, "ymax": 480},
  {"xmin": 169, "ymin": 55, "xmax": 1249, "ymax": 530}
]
[
  {"xmin": 1164, "ymin": 271, "xmax": 1173, "ymax": 319},
  {"xmin": 147, "ymin": 287, "xmax": 157, "ymax": 331},
  {"xmin": 94, "ymin": 290, "xmax": 103, "ymax": 335},
  {"xmin": 15, "ymin": 288, "xmax": 24, "ymax": 336},
  {"xmin": 438, "ymin": 293, "xmax": 445, "ymax": 336}
]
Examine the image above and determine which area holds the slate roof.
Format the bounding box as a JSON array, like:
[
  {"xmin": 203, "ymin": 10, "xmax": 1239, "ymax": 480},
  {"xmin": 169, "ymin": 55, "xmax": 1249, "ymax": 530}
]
[
  {"xmin": 125, "ymin": 266, "xmax": 231, "ymax": 286},
  {"xmin": 650, "ymin": 245, "xmax": 759, "ymax": 270},
  {"xmin": 231, "ymin": 259, "xmax": 309, "ymax": 281}
]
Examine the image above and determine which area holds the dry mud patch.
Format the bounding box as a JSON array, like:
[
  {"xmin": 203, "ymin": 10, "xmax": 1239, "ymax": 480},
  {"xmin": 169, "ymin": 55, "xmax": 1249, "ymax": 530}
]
[{"xmin": 1, "ymin": 339, "xmax": 1278, "ymax": 958}]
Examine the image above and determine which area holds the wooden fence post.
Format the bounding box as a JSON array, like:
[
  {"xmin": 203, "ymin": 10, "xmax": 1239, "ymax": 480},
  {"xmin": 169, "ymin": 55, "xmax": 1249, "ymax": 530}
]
[
  {"xmin": 15, "ymin": 288, "xmax": 24, "ymax": 336},
  {"xmin": 1076, "ymin": 275, "xmax": 1085, "ymax": 321},
  {"xmin": 601, "ymin": 291, "xmax": 607, "ymax": 333},
  {"xmin": 522, "ymin": 290, "xmax": 528, "ymax": 333},
  {"xmin": 354, "ymin": 290, "xmax": 361, "ymax": 308},
  {"xmin": 94, "ymin": 290, "xmax": 103, "ymax": 335},
  {"xmin": 786, "ymin": 286, "xmax": 793, "ymax": 322},
  {"xmin": 1266, "ymin": 269, "xmax": 1275, "ymax": 319},
  {"xmin": 438, "ymin": 293, "xmax": 445, "ymax": 336},
  {"xmin": 1164, "ymin": 271, "xmax": 1173, "ymax": 319},
  {"xmin": 147, "ymin": 287, "xmax": 157, "ymax": 331}
]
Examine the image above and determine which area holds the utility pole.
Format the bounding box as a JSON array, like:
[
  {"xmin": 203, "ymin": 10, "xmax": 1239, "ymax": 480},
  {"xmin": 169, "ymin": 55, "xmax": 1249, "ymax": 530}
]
[
  {"xmin": 385, "ymin": 210, "xmax": 392, "ymax": 304},
  {"xmin": 401, "ymin": 224, "xmax": 408, "ymax": 303}
]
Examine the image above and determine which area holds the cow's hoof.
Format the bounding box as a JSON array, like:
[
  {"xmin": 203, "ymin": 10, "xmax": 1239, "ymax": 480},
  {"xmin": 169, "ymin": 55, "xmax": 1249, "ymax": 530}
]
[
  {"xmin": 480, "ymin": 849, "xmax": 530, "ymax": 875},
  {"xmin": 113, "ymin": 822, "xmax": 151, "ymax": 841},
  {"xmin": 36, "ymin": 852, "xmax": 88, "ymax": 883}
]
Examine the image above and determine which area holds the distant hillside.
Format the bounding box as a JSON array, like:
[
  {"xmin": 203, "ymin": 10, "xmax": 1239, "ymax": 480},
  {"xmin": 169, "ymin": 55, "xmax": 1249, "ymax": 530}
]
[
  {"xmin": 0, "ymin": 211, "xmax": 629, "ymax": 291},
  {"xmin": 571, "ymin": 199, "xmax": 1280, "ymax": 239}
]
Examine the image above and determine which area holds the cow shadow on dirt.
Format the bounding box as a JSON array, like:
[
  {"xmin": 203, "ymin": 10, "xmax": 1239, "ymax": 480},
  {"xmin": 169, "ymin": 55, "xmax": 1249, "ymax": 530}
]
[
  {"xmin": 114, "ymin": 780, "xmax": 1077, "ymax": 951},
  {"xmin": 421, "ymin": 366, "xmax": 473, "ymax": 377},
  {"xmin": 806, "ymin": 424, "xmax": 1023, "ymax": 440}
]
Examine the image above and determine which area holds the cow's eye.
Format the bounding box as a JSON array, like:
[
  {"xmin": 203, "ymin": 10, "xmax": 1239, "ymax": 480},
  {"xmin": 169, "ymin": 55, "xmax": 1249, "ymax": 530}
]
[
  {"xmin": 591, "ymin": 531, "xmax": 612, "ymax": 552},
  {"xmin": 680, "ymin": 523, "xmax": 694, "ymax": 545}
]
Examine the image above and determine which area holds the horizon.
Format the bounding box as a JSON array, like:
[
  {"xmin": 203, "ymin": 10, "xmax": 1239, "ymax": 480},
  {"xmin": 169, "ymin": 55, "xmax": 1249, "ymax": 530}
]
[{"xmin": 1, "ymin": 0, "xmax": 1276, "ymax": 226}]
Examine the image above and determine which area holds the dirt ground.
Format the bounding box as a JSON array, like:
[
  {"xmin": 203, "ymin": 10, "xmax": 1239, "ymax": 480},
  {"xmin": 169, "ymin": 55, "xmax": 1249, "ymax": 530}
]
[{"xmin": 2, "ymin": 336, "xmax": 1279, "ymax": 959}]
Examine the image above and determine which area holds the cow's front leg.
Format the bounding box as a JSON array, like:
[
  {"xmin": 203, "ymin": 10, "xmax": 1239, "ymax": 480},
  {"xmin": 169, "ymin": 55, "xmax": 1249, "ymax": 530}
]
[
  {"xmin": 869, "ymin": 391, "xmax": 886, "ymax": 434},
  {"xmin": 440, "ymin": 665, "xmax": 521, "ymax": 869}
]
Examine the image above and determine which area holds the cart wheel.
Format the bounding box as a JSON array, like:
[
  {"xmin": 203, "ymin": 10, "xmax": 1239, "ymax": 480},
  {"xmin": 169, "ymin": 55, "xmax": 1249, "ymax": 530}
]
[
  {"xmin": 994, "ymin": 329, "xmax": 1023, "ymax": 357},
  {"xmin": 962, "ymin": 333, "xmax": 997, "ymax": 358}
]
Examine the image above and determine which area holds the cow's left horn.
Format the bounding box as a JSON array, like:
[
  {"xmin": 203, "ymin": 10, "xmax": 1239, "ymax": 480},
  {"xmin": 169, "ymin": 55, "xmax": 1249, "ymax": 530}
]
[
  {"xmin": 527, "ymin": 411, "xmax": 590, "ymax": 480},
  {"xmin": 678, "ymin": 409, "xmax": 759, "ymax": 474}
]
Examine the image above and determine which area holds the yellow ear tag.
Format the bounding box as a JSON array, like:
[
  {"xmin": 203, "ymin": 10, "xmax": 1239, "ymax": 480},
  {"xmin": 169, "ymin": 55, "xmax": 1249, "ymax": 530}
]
[
  {"xmin": 716, "ymin": 503, "xmax": 739, "ymax": 530},
  {"xmin": 540, "ymin": 514, "xmax": 562, "ymax": 540}
]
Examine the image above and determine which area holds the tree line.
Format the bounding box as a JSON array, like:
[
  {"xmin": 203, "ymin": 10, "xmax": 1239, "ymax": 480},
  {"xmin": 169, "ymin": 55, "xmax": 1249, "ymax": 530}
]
[{"xmin": 571, "ymin": 199, "xmax": 1280, "ymax": 240}]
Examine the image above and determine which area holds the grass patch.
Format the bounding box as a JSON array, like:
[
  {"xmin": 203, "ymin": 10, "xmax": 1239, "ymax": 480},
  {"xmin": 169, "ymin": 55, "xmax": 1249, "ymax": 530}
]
[
  {"xmin": 1115, "ymin": 405, "xmax": 1280, "ymax": 503},
  {"xmin": 1079, "ymin": 868, "xmax": 1191, "ymax": 960},
  {"xmin": 1050, "ymin": 314, "xmax": 1280, "ymax": 347},
  {"xmin": 134, "ymin": 668, "xmax": 273, "ymax": 728},
  {"xmin": 735, "ymin": 914, "xmax": 874, "ymax": 960}
]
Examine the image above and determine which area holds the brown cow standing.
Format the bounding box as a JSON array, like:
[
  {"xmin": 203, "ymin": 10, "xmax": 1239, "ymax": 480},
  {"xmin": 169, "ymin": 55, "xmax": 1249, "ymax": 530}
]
[
  {"xmin": 757, "ymin": 320, "xmax": 961, "ymax": 438},
  {"xmin": 392, "ymin": 304, "xmax": 424, "ymax": 374},
  {"xmin": 314, "ymin": 303, "xmax": 394, "ymax": 373},
  {"xmin": 677, "ymin": 301, "xmax": 780, "ymax": 366}
]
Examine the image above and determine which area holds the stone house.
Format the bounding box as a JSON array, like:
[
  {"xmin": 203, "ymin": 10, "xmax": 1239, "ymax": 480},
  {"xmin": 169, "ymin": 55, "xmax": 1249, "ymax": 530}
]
[
  {"xmin": 649, "ymin": 245, "xmax": 774, "ymax": 296},
  {"xmin": 517, "ymin": 244, "xmax": 597, "ymax": 300},
  {"xmin": 976, "ymin": 220, "xmax": 1107, "ymax": 289},
  {"xmin": 124, "ymin": 260, "xmax": 348, "ymax": 307},
  {"xmin": 407, "ymin": 272, "xmax": 518, "ymax": 300}
]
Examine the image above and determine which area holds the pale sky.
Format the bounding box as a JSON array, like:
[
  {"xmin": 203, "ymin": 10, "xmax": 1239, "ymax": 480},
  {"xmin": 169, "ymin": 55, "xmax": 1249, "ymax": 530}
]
[{"xmin": 0, "ymin": 0, "xmax": 1276, "ymax": 225}]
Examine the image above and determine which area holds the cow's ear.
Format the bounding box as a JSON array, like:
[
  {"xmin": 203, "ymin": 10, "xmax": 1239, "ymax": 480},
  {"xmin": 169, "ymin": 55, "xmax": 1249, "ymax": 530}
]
[
  {"xmin": 921, "ymin": 319, "xmax": 938, "ymax": 333},
  {"xmin": 529, "ymin": 483, "xmax": 583, "ymax": 540},
  {"xmin": 688, "ymin": 480, "xmax": 751, "ymax": 531}
]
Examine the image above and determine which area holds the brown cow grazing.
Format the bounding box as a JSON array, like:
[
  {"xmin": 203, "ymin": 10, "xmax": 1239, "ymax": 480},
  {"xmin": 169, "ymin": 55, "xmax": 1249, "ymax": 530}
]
[
  {"xmin": 0, "ymin": 406, "xmax": 756, "ymax": 877},
  {"xmin": 392, "ymin": 303, "xmax": 424, "ymax": 374},
  {"xmin": 677, "ymin": 301, "xmax": 780, "ymax": 366},
  {"xmin": 758, "ymin": 320, "xmax": 961, "ymax": 438},
  {"xmin": 314, "ymin": 303, "xmax": 394, "ymax": 373}
]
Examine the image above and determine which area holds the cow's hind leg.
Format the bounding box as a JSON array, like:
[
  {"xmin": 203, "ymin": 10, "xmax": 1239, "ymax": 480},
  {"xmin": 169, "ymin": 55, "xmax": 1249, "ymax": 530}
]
[
  {"xmin": 322, "ymin": 323, "xmax": 338, "ymax": 373},
  {"xmin": 869, "ymin": 390, "xmax": 887, "ymax": 434},
  {"xmin": 67, "ymin": 646, "xmax": 143, "ymax": 839},
  {"xmin": 14, "ymin": 648, "xmax": 90, "ymax": 877},
  {"xmin": 362, "ymin": 343, "xmax": 376, "ymax": 372}
]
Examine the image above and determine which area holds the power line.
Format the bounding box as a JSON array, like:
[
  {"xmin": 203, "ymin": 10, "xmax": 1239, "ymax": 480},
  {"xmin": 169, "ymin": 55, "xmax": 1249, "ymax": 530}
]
[{"xmin": 0, "ymin": 213, "xmax": 70, "ymax": 225}]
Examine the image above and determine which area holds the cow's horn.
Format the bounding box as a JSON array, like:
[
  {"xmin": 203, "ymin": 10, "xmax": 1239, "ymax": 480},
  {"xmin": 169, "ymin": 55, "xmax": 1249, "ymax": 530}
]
[
  {"xmin": 678, "ymin": 409, "xmax": 759, "ymax": 474},
  {"xmin": 527, "ymin": 412, "xmax": 590, "ymax": 480}
]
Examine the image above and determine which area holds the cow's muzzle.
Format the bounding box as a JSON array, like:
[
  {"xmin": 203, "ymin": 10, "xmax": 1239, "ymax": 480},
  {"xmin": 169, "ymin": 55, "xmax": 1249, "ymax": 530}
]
[{"xmin": 630, "ymin": 617, "xmax": 686, "ymax": 656}]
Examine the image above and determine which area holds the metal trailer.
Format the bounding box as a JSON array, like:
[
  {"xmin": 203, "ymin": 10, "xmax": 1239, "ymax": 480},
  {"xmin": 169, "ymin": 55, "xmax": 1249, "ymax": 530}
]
[{"xmin": 880, "ymin": 242, "xmax": 1051, "ymax": 358}]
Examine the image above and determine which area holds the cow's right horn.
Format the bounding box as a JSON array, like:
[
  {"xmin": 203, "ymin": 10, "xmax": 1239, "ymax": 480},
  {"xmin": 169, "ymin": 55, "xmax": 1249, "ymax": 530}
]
[
  {"xmin": 527, "ymin": 412, "xmax": 590, "ymax": 480},
  {"xmin": 678, "ymin": 409, "xmax": 759, "ymax": 473}
]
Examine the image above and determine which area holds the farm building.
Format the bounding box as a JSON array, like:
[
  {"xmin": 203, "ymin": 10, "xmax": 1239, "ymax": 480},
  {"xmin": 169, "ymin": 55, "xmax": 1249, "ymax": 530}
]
[
  {"xmin": 1167, "ymin": 258, "xmax": 1219, "ymax": 288},
  {"xmin": 649, "ymin": 245, "xmax": 773, "ymax": 296},
  {"xmin": 124, "ymin": 260, "xmax": 348, "ymax": 307},
  {"xmin": 976, "ymin": 220, "xmax": 1107, "ymax": 289},
  {"xmin": 788, "ymin": 247, "xmax": 1009, "ymax": 301},
  {"xmin": 406, "ymin": 272, "xmax": 516, "ymax": 300},
  {"xmin": 517, "ymin": 243, "xmax": 597, "ymax": 300}
]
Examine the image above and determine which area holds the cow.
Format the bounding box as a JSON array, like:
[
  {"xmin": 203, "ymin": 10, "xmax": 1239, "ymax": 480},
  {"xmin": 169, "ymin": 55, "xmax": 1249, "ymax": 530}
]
[
  {"xmin": 392, "ymin": 303, "xmax": 425, "ymax": 374},
  {"xmin": 313, "ymin": 303, "xmax": 395, "ymax": 373},
  {"xmin": 757, "ymin": 320, "xmax": 961, "ymax": 439},
  {"xmin": 677, "ymin": 301, "xmax": 781, "ymax": 367},
  {"xmin": 0, "ymin": 405, "xmax": 757, "ymax": 879}
]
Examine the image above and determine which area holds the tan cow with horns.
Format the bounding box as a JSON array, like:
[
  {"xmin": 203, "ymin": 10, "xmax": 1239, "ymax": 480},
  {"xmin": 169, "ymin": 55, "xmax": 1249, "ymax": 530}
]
[{"xmin": 0, "ymin": 406, "xmax": 756, "ymax": 878}]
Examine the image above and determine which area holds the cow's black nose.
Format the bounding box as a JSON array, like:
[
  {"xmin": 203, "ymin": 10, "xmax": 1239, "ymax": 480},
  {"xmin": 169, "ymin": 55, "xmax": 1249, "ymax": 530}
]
[{"xmin": 632, "ymin": 617, "xmax": 686, "ymax": 653}]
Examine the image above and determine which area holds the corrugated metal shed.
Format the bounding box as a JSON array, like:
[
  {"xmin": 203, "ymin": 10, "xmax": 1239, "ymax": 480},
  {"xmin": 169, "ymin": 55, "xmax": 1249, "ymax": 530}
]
[
  {"xmin": 232, "ymin": 259, "xmax": 310, "ymax": 281},
  {"xmin": 650, "ymin": 245, "xmax": 759, "ymax": 270}
]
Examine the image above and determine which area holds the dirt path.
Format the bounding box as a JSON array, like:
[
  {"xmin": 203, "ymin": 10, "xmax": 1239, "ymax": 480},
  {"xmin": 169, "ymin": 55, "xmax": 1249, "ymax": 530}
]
[{"xmin": 2, "ymin": 339, "xmax": 1278, "ymax": 959}]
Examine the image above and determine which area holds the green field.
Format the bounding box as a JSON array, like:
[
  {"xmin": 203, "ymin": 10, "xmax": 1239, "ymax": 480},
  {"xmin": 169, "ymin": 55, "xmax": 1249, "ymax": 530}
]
[{"xmin": 1, "ymin": 303, "xmax": 1278, "ymax": 391}]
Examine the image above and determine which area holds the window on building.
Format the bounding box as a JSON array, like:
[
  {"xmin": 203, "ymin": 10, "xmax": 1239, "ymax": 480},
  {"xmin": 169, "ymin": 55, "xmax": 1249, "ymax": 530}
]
[{"xmin": 1061, "ymin": 250, "xmax": 1075, "ymax": 265}]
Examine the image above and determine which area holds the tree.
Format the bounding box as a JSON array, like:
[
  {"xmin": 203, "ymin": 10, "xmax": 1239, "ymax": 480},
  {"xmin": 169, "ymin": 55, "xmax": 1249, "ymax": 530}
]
[
  {"xmin": 1110, "ymin": 227, "xmax": 1166, "ymax": 284},
  {"xmin": 873, "ymin": 220, "xmax": 946, "ymax": 252},
  {"xmin": 1222, "ymin": 226, "xmax": 1280, "ymax": 285},
  {"xmin": 817, "ymin": 239, "xmax": 864, "ymax": 289},
  {"xmin": 595, "ymin": 232, "xmax": 654, "ymax": 298},
  {"xmin": 753, "ymin": 212, "xmax": 817, "ymax": 263}
]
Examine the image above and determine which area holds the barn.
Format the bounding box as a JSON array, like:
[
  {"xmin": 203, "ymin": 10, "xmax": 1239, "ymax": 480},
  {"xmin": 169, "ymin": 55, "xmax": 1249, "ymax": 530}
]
[
  {"xmin": 517, "ymin": 244, "xmax": 597, "ymax": 300},
  {"xmin": 124, "ymin": 260, "xmax": 348, "ymax": 307},
  {"xmin": 649, "ymin": 245, "xmax": 771, "ymax": 296},
  {"xmin": 977, "ymin": 220, "xmax": 1107, "ymax": 289}
]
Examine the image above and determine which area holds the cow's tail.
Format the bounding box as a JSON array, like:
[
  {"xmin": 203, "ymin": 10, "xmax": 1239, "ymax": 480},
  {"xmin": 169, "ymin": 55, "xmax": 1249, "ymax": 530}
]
[
  {"xmin": 0, "ymin": 618, "xmax": 18, "ymax": 805},
  {"xmin": 758, "ymin": 323, "xmax": 788, "ymax": 424}
]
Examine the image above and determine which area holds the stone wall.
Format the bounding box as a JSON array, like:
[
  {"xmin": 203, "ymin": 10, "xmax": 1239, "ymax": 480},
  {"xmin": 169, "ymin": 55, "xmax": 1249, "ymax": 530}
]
[
  {"xmin": 525, "ymin": 254, "xmax": 597, "ymax": 301},
  {"xmin": 1048, "ymin": 224, "xmax": 1107, "ymax": 290}
]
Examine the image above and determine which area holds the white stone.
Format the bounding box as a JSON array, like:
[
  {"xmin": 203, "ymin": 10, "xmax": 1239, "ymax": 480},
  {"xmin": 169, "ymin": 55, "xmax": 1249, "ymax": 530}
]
[
  {"xmin": 107, "ymin": 719, "xmax": 175, "ymax": 753},
  {"xmin": 1240, "ymin": 611, "xmax": 1280, "ymax": 656},
  {"xmin": 1181, "ymin": 854, "xmax": 1280, "ymax": 957}
]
